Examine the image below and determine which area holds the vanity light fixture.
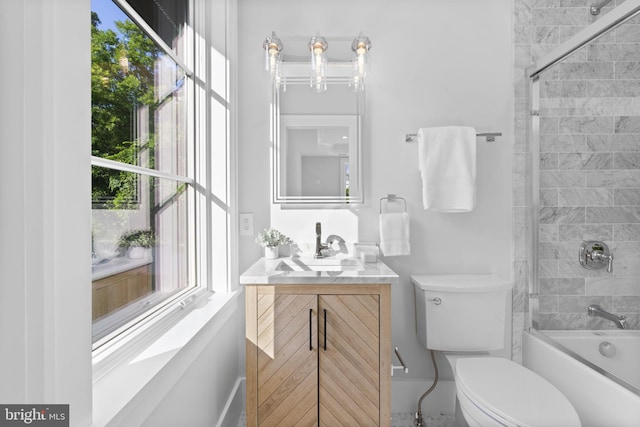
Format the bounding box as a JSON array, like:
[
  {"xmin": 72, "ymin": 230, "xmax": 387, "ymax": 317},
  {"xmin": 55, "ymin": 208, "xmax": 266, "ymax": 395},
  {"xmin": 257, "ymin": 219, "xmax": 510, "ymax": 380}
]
[
  {"xmin": 263, "ymin": 32, "xmax": 371, "ymax": 91},
  {"xmin": 263, "ymin": 31, "xmax": 283, "ymax": 83},
  {"xmin": 351, "ymin": 35, "xmax": 371, "ymax": 90},
  {"xmin": 308, "ymin": 35, "xmax": 328, "ymax": 93}
]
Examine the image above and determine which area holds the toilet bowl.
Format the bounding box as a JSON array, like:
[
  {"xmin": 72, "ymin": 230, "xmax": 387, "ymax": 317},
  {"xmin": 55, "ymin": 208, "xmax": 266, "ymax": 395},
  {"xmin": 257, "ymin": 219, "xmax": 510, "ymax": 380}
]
[
  {"xmin": 412, "ymin": 274, "xmax": 581, "ymax": 427},
  {"xmin": 449, "ymin": 356, "xmax": 580, "ymax": 427}
]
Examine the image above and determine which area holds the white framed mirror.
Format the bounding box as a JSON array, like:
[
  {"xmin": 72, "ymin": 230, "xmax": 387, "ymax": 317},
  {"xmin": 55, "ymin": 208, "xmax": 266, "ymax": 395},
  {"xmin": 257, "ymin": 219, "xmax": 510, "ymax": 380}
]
[{"xmin": 272, "ymin": 81, "xmax": 364, "ymax": 204}]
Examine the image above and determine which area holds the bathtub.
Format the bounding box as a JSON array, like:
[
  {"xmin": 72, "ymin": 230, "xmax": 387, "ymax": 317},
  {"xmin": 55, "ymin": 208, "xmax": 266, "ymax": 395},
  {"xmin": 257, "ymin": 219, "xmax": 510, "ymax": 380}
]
[{"xmin": 523, "ymin": 330, "xmax": 640, "ymax": 427}]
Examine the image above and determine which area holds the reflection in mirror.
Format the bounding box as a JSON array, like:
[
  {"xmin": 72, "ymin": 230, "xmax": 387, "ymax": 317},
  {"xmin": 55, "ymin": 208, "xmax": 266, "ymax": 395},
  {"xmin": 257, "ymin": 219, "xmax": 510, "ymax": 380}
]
[
  {"xmin": 280, "ymin": 115, "xmax": 356, "ymax": 199},
  {"xmin": 273, "ymin": 81, "xmax": 364, "ymax": 204}
]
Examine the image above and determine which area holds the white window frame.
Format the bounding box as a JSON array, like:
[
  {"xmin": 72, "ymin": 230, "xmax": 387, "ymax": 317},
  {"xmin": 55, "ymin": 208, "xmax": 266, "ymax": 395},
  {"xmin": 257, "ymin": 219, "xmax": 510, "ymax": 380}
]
[
  {"xmin": 1, "ymin": 0, "xmax": 237, "ymax": 422},
  {"xmin": 90, "ymin": 0, "xmax": 237, "ymax": 380}
]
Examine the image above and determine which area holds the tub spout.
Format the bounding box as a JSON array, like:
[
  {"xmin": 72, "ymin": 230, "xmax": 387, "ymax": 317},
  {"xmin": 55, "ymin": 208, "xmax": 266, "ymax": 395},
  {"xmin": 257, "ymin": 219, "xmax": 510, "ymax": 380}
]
[{"xmin": 587, "ymin": 304, "xmax": 627, "ymax": 329}]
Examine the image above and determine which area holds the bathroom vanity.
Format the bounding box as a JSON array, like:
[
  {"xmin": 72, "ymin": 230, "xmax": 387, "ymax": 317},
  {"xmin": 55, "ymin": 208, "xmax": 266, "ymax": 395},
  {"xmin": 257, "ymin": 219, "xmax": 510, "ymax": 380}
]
[
  {"xmin": 91, "ymin": 258, "xmax": 153, "ymax": 320},
  {"xmin": 240, "ymin": 257, "xmax": 398, "ymax": 427}
]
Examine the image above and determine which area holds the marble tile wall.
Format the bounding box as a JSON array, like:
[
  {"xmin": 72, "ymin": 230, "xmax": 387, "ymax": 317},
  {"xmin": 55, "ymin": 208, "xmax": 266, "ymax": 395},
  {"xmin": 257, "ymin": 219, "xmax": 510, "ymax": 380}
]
[{"xmin": 514, "ymin": 0, "xmax": 640, "ymax": 333}]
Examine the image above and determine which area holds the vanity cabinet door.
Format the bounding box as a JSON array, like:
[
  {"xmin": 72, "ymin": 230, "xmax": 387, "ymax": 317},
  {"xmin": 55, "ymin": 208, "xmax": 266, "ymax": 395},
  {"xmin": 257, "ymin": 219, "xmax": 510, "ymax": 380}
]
[
  {"xmin": 256, "ymin": 293, "xmax": 318, "ymax": 427},
  {"xmin": 318, "ymin": 294, "xmax": 380, "ymax": 426},
  {"xmin": 246, "ymin": 284, "xmax": 390, "ymax": 427}
]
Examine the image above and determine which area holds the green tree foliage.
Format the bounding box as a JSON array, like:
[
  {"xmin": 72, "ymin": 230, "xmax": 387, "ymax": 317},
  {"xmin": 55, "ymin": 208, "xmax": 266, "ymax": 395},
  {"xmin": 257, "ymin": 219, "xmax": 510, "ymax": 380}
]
[{"xmin": 91, "ymin": 11, "xmax": 158, "ymax": 208}]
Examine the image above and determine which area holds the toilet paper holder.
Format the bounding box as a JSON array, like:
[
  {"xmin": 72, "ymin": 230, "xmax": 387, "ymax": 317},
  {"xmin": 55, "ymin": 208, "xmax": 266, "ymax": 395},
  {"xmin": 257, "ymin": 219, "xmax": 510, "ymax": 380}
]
[{"xmin": 391, "ymin": 346, "xmax": 408, "ymax": 376}]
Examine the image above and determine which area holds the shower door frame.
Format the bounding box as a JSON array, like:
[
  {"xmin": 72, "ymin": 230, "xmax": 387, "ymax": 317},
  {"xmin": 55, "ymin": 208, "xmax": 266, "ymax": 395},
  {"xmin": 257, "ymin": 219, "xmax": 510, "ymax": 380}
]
[{"xmin": 525, "ymin": 0, "xmax": 640, "ymax": 331}]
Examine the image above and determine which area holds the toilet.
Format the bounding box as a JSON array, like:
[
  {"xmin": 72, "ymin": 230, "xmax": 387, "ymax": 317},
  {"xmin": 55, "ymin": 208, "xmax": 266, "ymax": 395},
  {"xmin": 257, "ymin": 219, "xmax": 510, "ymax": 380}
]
[{"xmin": 412, "ymin": 274, "xmax": 581, "ymax": 427}]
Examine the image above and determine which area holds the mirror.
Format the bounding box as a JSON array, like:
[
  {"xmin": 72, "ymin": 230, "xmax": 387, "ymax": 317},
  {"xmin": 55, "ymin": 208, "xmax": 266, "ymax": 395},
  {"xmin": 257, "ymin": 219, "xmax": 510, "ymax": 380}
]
[{"xmin": 273, "ymin": 81, "xmax": 364, "ymax": 204}]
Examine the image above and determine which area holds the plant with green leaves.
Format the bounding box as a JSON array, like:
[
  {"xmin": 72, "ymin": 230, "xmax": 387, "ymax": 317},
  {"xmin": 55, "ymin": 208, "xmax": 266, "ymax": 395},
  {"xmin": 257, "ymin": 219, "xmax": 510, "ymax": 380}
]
[
  {"xmin": 118, "ymin": 229, "xmax": 155, "ymax": 249},
  {"xmin": 255, "ymin": 228, "xmax": 292, "ymax": 248}
]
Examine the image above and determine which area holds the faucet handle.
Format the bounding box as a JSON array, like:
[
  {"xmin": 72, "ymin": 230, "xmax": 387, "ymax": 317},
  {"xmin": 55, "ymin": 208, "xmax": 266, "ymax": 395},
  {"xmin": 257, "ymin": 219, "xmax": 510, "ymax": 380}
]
[{"xmin": 579, "ymin": 241, "xmax": 613, "ymax": 273}]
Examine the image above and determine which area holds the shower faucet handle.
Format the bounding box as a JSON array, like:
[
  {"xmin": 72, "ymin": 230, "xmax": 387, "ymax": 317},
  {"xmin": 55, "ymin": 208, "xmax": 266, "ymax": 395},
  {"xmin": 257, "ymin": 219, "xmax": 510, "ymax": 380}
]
[{"xmin": 579, "ymin": 241, "xmax": 613, "ymax": 273}]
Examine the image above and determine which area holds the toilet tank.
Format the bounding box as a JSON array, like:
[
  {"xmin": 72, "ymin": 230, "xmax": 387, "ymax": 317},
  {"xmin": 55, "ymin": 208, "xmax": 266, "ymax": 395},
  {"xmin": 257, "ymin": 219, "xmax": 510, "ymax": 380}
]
[{"xmin": 412, "ymin": 274, "xmax": 512, "ymax": 351}]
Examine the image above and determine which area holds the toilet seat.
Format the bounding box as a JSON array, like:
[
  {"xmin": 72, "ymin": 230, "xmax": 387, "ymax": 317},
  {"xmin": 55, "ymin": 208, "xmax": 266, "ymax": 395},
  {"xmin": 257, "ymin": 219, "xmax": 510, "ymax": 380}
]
[{"xmin": 454, "ymin": 358, "xmax": 581, "ymax": 427}]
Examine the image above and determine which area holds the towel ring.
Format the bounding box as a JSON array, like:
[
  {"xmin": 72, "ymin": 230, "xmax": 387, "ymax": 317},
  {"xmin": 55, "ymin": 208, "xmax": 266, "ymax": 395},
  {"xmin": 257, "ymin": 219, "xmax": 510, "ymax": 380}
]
[{"xmin": 380, "ymin": 194, "xmax": 407, "ymax": 213}]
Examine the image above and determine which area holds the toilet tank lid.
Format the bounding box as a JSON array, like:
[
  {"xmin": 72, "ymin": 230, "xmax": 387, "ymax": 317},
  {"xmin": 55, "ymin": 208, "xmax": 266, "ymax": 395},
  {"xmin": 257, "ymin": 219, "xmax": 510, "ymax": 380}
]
[{"xmin": 411, "ymin": 274, "xmax": 512, "ymax": 292}]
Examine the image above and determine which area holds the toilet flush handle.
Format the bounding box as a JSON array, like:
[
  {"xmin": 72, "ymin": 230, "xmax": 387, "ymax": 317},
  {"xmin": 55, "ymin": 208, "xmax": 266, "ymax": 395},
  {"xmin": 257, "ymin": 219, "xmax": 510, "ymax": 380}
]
[{"xmin": 429, "ymin": 297, "xmax": 442, "ymax": 305}]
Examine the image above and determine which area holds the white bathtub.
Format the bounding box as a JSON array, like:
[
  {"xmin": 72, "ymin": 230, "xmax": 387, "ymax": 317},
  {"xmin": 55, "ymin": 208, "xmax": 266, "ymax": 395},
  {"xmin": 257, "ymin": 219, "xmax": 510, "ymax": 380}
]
[{"xmin": 523, "ymin": 330, "xmax": 640, "ymax": 427}]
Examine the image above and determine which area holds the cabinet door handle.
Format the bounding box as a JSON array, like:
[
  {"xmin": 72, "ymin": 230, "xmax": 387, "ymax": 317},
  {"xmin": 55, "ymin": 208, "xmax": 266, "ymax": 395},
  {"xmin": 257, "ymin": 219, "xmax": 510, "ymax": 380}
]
[
  {"xmin": 323, "ymin": 309, "xmax": 327, "ymax": 351},
  {"xmin": 309, "ymin": 308, "xmax": 313, "ymax": 351}
]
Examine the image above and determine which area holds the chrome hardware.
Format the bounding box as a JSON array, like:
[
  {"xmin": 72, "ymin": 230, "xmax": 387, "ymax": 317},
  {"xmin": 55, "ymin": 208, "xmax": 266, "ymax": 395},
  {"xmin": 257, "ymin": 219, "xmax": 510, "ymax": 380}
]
[
  {"xmin": 314, "ymin": 222, "xmax": 329, "ymax": 259},
  {"xmin": 590, "ymin": 0, "xmax": 612, "ymax": 15},
  {"xmin": 579, "ymin": 241, "xmax": 614, "ymax": 273},
  {"xmin": 380, "ymin": 194, "xmax": 407, "ymax": 213},
  {"xmin": 406, "ymin": 132, "xmax": 502, "ymax": 144},
  {"xmin": 599, "ymin": 341, "xmax": 616, "ymax": 357},
  {"xmin": 429, "ymin": 297, "xmax": 442, "ymax": 305},
  {"xmin": 588, "ymin": 304, "xmax": 627, "ymax": 329},
  {"xmin": 391, "ymin": 346, "xmax": 409, "ymax": 376}
]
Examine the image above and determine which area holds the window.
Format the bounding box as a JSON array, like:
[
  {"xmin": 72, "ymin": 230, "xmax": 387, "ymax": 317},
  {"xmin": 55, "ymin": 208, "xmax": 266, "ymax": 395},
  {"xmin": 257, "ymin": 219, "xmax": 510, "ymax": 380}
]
[{"xmin": 91, "ymin": 0, "xmax": 197, "ymax": 343}]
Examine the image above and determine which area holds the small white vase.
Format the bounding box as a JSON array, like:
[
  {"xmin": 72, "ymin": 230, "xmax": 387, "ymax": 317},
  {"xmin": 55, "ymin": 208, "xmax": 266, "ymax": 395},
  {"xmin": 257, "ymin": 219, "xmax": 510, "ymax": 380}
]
[
  {"xmin": 128, "ymin": 247, "xmax": 150, "ymax": 259},
  {"xmin": 264, "ymin": 246, "xmax": 279, "ymax": 260}
]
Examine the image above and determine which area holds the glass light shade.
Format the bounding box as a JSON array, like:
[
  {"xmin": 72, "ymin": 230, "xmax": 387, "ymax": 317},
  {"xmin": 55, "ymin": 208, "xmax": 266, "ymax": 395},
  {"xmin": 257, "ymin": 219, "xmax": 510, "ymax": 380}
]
[
  {"xmin": 351, "ymin": 36, "xmax": 371, "ymax": 79},
  {"xmin": 308, "ymin": 36, "xmax": 328, "ymax": 93},
  {"xmin": 263, "ymin": 32, "xmax": 283, "ymax": 77},
  {"xmin": 351, "ymin": 35, "xmax": 371, "ymax": 90}
]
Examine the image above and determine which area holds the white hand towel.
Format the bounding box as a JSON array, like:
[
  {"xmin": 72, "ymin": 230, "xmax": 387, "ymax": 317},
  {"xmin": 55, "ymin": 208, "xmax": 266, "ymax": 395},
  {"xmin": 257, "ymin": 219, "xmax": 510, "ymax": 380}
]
[
  {"xmin": 379, "ymin": 212, "xmax": 410, "ymax": 257},
  {"xmin": 418, "ymin": 126, "xmax": 476, "ymax": 212}
]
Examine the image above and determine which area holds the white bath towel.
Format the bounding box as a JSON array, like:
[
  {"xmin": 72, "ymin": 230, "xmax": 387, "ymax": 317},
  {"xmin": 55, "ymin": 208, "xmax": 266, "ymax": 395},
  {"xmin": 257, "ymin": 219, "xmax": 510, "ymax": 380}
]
[
  {"xmin": 418, "ymin": 126, "xmax": 476, "ymax": 212},
  {"xmin": 379, "ymin": 212, "xmax": 410, "ymax": 257}
]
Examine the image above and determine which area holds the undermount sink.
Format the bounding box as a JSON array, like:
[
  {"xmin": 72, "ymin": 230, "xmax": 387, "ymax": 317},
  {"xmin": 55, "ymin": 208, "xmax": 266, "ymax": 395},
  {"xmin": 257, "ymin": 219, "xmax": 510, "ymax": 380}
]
[{"xmin": 274, "ymin": 257, "xmax": 364, "ymax": 272}]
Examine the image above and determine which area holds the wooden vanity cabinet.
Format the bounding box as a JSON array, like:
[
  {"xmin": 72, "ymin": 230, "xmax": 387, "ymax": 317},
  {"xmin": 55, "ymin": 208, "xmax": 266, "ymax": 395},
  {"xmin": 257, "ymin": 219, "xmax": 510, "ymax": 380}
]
[
  {"xmin": 92, "ymin": 265, "xmax": 152, "ymax": 320},
  {"xmin": 245, "ymin": 284, "xmax": 391, "ymax": 427}
]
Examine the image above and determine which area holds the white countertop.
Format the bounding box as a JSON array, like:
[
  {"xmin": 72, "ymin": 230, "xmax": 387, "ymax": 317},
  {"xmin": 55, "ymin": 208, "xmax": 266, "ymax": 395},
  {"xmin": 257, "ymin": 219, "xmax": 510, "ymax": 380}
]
[
  {"xmin": 92, "ymin": 256, "xmax": 152, "ymax": 281},
  {"xmin": 239, "ymin": 257, "xmax": 399, "ymax": 285}
]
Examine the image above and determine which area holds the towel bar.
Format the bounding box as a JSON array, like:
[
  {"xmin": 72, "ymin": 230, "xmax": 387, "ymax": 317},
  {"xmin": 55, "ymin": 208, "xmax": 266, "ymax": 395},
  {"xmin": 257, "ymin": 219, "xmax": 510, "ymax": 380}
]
[
  {"xmin": 380, "ymin": 194, "xmax": 406, "ymax": 213},
  {"xmin": 405, "ymin": 132, "xmax": 502, "ymax": 143}
]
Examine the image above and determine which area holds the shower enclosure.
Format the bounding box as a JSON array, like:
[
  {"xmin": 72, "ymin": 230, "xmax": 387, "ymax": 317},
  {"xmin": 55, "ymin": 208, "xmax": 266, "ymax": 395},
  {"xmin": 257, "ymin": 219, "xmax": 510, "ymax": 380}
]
[
  {"xmin": 529, "ymin": 0, "xmax": 640, "ymax": 332},
  {"xmin": 524, "ymin": 0, "xmax": 640, "ymax": 421}
]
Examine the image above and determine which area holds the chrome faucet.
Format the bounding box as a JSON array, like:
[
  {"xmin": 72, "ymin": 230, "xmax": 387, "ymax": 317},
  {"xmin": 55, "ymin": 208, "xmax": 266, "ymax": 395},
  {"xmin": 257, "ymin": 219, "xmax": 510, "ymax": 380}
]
[
  {"xmin": 579, "ymin": 241, "xmax": 614, "ymax": 273},
  {"xmin": 588, "ymin": 304, "xmax": 627, "ymax": 329},
  {"xmin": 314, "ymin": 222, "xmax": 329, "ymax": 258}
]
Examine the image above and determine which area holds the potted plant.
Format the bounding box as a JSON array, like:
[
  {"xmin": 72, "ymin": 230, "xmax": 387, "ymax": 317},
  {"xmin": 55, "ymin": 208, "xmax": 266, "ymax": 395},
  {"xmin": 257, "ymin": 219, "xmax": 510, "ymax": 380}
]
[
  {"xmin": 118, "ymin": 229, "xmax": 155, "ymax": 259},
  {"xmin": 255, "ymin": 227, "xmax": 292, "ymax": 259}
]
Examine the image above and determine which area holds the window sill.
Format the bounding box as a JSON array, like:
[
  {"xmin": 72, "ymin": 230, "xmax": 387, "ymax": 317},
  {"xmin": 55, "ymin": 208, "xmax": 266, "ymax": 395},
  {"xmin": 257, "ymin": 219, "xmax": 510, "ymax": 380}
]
[{"xmin": 91, "ymin": 290, "xmax": 242, "ymax": 427}]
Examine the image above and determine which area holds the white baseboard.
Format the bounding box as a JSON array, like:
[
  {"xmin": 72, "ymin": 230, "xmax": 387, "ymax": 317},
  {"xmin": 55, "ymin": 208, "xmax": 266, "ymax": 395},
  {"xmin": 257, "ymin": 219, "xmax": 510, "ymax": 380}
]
[
  {"xmin": 220, "ymin": 376, "xmax": 456, "ymax": 424},
  {"xmin": 217, "ymin": 377, "xmax": 245, "ymax": 427},
  {"xmin": 392, "ymin": 378, "xmax": 456, "ymax": 415}
]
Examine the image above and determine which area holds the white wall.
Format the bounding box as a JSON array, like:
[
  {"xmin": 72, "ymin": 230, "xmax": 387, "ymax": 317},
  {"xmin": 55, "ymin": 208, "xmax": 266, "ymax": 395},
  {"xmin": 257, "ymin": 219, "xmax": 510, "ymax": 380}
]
[
  {"xmin": 238, "ymin": 0, "xmax": 514, "ymax": 383},
  {"xmin": 0, "ymin": 1, "xmax": 244, "ymax": 426},
  {"xmin": 139, "ymin": 300, "xmax": 244, "ymax": 427},
  {"xmin": 0, "ymin": 1, "xmax": 92, "ymax": 423}
]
